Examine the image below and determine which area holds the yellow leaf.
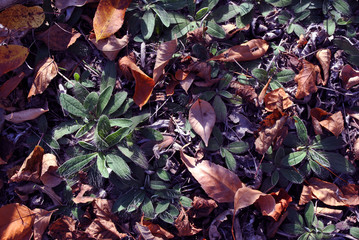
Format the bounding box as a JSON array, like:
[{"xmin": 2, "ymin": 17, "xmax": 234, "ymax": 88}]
[
  {"xmin": 0, "ymin": 4, "xmax": 44, "ymax": 30},
  {"xmin": 0, "ymin": 45, "xmax": 29, "ymax": 76}
]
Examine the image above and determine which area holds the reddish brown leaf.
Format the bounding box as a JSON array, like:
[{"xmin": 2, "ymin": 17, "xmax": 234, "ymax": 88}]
[
  {"xmin": 0, "ymin": 4, "xmax": 44, "ymax": 30},
  {"xmin": 153, "ymin": 39, "xmax": 177, "ymax": 82},
  {"xmin": 179, "ymin": 73, "xmax": 195, "ymax": 92},
  {"xmin": 188, "ymin": 99, "xmax": 216, "ymax": 146},
  {"xmin": 142, "ymin": 220, "xmax": 174, "ymax": 239},
  {"xmin": 174, "ymin": 207, "xmax": 202, "ymax": 237},
  {"xmin": 5, "ymin": 107, "xmax": 48, "ymax": 123},
  {"xmin": 40, "ymin": 153, "xmax": 62, "ymax": 187},
  {"xmin": 294, "ymin": 60, "xmax": 321, "ymax": 99},
  {"xmin": 48, "ymin": 216, "xmax": 82, "ymax": 240},
  {"xmin": 33, "ymin": 208, "xmax": 55, "ymax": 240},
  {"xmin": 316, "ymin": 49, "xmax": 331, "ymax": 85},
  {"xmin": 258, "ymin": 77, "xmax": 271, "ymax": 105},
  {"xmin": 231, "ymin": 82, "xmax": 258, "ymax": 106},
  {"xmin": 339, "ymin": 64, "xmax": 359, "ymax": 89},
  {"xmin": 0, "ymin": 72, "xmax": 25, "ymax": 99},
  {"xmin": 268, "ymin": 189, "xmax": 292, "ymax": 221},
  {"xmin": 89, "ymin": 33, "xmax": 129, "ymax": 61},
  {"xmin": 208, "ymin": 39, "xmax": 269, "ymax": 62},
  {"xmin": 0, "ymin": 45, "xmax": 29, "ymax": 77},
  {"xmin": 188, "ymin": 196, "xmax": 218, "ymax": 218},
  {"xmin": 310, "ymin": 108, "xmax": 344, "ymax": 137},
  {"xmin": 186, "ymin": 61, "xmax": 211, "ymax": 83},
  {"xmin": 264, "ymin": 88, "xmax": 293, "ymax": 112},
  {"xmin": 186, "ymin": 27, "xmax": 212, "ymax": 44},
  {"xmin": 180, "ymin": 150, "xmax": 243, "ymax": 203},
  {"xmin": 93, "ymin": 0, "xmax": 132, "ymax": 41},
  {"xmin": 92, "ymin": 198, "xmax": 116, "ymax": 220},
  {"xmin": 85, "ymin": 218, "xmax": 127, "ymax": 239},
  {"xmin": 222, "ymin": 23, "xmax": 249, "ymax": 39}
]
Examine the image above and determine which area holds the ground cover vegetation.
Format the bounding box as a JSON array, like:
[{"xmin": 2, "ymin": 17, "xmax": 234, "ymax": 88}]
[{"xmin": 0, "ymin": 0, "xmax": 359, "ymax": 239}]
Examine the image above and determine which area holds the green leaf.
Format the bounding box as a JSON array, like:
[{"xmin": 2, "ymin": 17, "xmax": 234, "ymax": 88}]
[
  {"xmin": 282, "ymin": 150, "xmax": 307, "ymax": 166},
  {"xmin": 157, "ymin": 169, "xmax": 171, "ymax": 181},
  {"xmin": 106, "ymin": 154, "xmax": 131, "ymax": 180},
  {"xmin": 73, "ymin": 82, "xmax": 89, "ymax": 103},
  {"xmin": 167, "ymin": 204, "xmax": 179, "ymax": 217},
  {"xmin": 311, "ymin": 136, "xmax": 345, "ymax": 150},
  {"xmin": 150, "ymin": 180, "xmax": 169, "ymax": 190},
  {"xmin": 200, "ymin": 91, "xmax": 216, "ymax": 101},
  {"xmin": 58, "ymin": 153, "xmax": 97, "ymax": 176},
  {"xmin": 180, "ymin": 196, "xmax": 192, "ymax": 208},
  {"xmin": 127, "ymin": 190, "xmax": 145, "ymax": 213},
  {"xmin": 323, "ymin": 224, "xmax": 335, "ymax": 233},
  {"xmin": 113, "ymin": 190, "xmax": 137, "ymax": 213},
  {"xmin": 105, "ymin": 127, "xmax": 130, "ymax": 147},
  {"xmin": 218, "ymin": 90, "xmax": 232, "ymax": 98},
  {"xmin": 281, "ymin": 223, "xmax": 305, "ymax": 235},
  {"xmin": 171, "ymin": 21, "xmax": 197, "ymax": 39},
  {"xmin": 274, "ymin": 69, "xmax": 295, "ymax": 82},
  {"xmin": 332, "ymin": 0, "xmax": 351, "ymax": 15},
  {"xmin": 142, "ymin": 197, "xmax": 155, "ymax": 219},
  {"xmin": 96, "ymin": 115, "xmax": 111, "ymax": 139},
  {"xmin": 78, "ymin": 141, "xmax": 97, "ymax": 151},
  {"xmin": 141, "ymin": 10, "xmax": 155, "ymax": 40},
  {"xmin": 292, "ymin": 0, "xmax": 311, "ymax": 13},
  {"xmin": 151, "ymin": 5, "xmax": 170, "ymax": 27},
  {"xmin": 155, "ymin": 200, "xmax": 170, "ymax": 214},
  {"xmin": 75, "ymin": 122, "xmax": 95, "ymax": 138},
  {"xmin": 280, "ymin": 168, "xmax": 304, "ymax": 184},
  {"xmin": 109, "ymin": 118, "xmax": 132, "ymax": 128},
  {"xmin": 60, "ymin": 93, "xmax": 87, "ymax": 118},
  {"xmin": 104, "ymin": 92, "xmax": 128, "ymax": 116},
  {"xmin": 265, "ymin": 0, "xmax": 292, "ymax": 7},
  {"xmin": 159, "ymin": 211, "xmax": 174, "ymax": 224},
  {"xmin": 271, "ymin": 170, "xmax": 279, "ymax": 186},
  {"xmin": 220, "ymin": 147, "xmax": 236, "ymax": 171},
  {"xmin": 97, "ymin": 154, "xmax": 109, "ymax": 178},
  {"xmin": 304, "ymin": 201, "xmax": 314, "ymax": 227},
  {"xmin": 96, "ymin": 86, "xmax": 113, "ymax": 116},
  {"xmin": 293, "ymin": 116, "xmax": 308, "ymax": 145},
  {"xmin": 309, "ymin": 159, "xmax": 324, "ymax": 176},
  {"xmin": 274, "ymin": 147, "xmax": 285, "ymax": 166},
  {"xmin": 350, "ymin": 227, "xmax": 359, "ymax": 238},
  {"xmin": 83, "ymin": 92, "xmax": 99, "ymax": 113},
  {"xmin": 238, "ymin": 2, "xmax": 254, "ymax": 16},
  {"xmin": 195, "ymin": 7, "xmax": 209, "ymax": 20},
  {"xmin": 320, "ymin": 151, "xmax": 355, "ymax": 174},
  {"xmin": 226, "ymin": 141, "xmax": 249, "ymax": 154},
  {"xmin": 167, "ymin": 12, "xmax": 188, "ymax": 24},
  {"xmin": 159, "ymin": 0, "xmax": 186, "ymax": 10},
  {"xmin": 323, "ymin": 18, "xmax": 336, "ymax": 35},
  {"xmin": 206, "ymin": 20, "xmax": 226, "ymax": 39},
  {"xmin": 200, "ymin": 0, "xmax": 219, "ymax": 11},
  {"xmin": 129, "ymin": 112, "xmax": 151, "ymax": 131},
  {"xmin": 211, "ymin": 3, "xmax": 242, "ymax": 23},
  {"xmin": 293, "ymin": 10, "xmax": 311, "ymax": 23},
  {"xmin": 252, "ymin": 68, "xmax": 268, "ymax": 83},
  {"xmin": 100, "ymin": 61, "xmax": 116, "ymax": 92},
  {"xmin": 213, "ymin": 95, "xmax": 227, "ymax": 122},
  {"xmin": 308, "ymin": 150, "xmax": 330, "ymax": 167},
  {"xmin": 53, "ymin": 121, "xmax": 82, "ymax": 140},
  {"xmin": 139, "ymin": 128, "xmax": 163, "ymax": 141},
  {"xmin": 118, "ymin": 142, "xmax": 149, "ymax": 169}
]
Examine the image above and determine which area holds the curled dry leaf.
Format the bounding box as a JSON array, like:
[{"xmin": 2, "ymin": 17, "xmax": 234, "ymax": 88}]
[
  {"xmin": 294, "ymin": 60, "xmax": 321, "ymax": 99},
  {"xmin": 0, "ymin": 203, "xmax": 34, "ymax": 240},
  {"xmin": 48, "ymin": 216, "xmax": 84, "ymax": 240},
  {"xmin": 315, "ymin": 49, "xmax": 331, "ymax": 85},
  {"xmin": 268, "ymin": 189, "xmax": 292, "ymax": 221},
  {"xmin": 188, "ymin": 99, "xmax": 216, "ymax": 147},
  {"xmin": 296, "ymin": 34, "xmax": 308, "ymax": 48},
  {"xmin": 264, "ymin": 88, "xmax": 293, "ymax": 112},
  {"xmin": 0, "ymin": 45, "xmax": 29, "ymax": 77},
  {"xmin": 180, "ymin": 150, "xmax": 243, "ymax": 203},
  {"xmin": 174, "ymin": 207, "xmax": 202, "ymax": 237},
  {"xmin": 85, "ymin": 218, "xmax": 127, "ymax": 239},
  {"xmin": 339, "ymin": 64, "xmax": 359, "ymax": 89},
  {"xmin": 33, "ymin": 208, "xmax": 55, "ymax": 240},
  {"xmin": 0, "ymin": 72, "xmax": 25, "ymax": 99},
  {"xmin": 40, "ymin": 153, "xmax": 62, "ymax": 187},
  {"xmin": 5, "ymin": 107, "xmax": 48, "ymax": 123},
  {"xmin": 73, "ymin": 183, "xmax": 95, "ymax": 204},
  {"xmin": 153, "ymin": 39, "xmax": 177, "ymax": 82},
  {"xmin": 231, "ymin": 81, "xmax": 258, "ymax": 106},
  {"xmin": 92, "ymin": 198, "xmax": 116, "ymax": 220},
  {"xmin": 258, "ymin": 77, "xmax": 271, "ymax": 105},
  {"xmin": 299, "ymin": 177, "xmax": 359, "ymax": 206},
  {"xmin": 186, "ymin": 61, "xmax": 211, "ymax": 83},
  {"xmin": 188, "ymin": 196, "xmax": 218, "ymax": 218},
  {"xmin": 222, "ymin": 23, "xmax": 249, "ymax": 39},
  {"xmin": 28, "ymin": 58, "xmax": 58, "ymax": 99},
  {"xmin": 142, "ymin": 220, "xmax": 174, "ymax": 239},
  {"xmin": 15, "ymin": 182, "xmax": 62, "ymax": 205},
  {"xmin": 187, "ymin": 27, "xmax": 212, "ymax": 44},
  {"xmin": 89, "ymin": 33, "xmax": 129, "ymax": 61},
  {"xmin": 55, "ymin": 0, "xmax": 88, "ymax": 9},
  {"xmin": 93, "ymin": 0, "xmax": 132, "ymax": 41},
  {"xmin": 310, "ymin": 108, "xmax": 344, "ymax": 137},
  {"xmin": 0, "ymin": 4, "xmax": 45, "ymax": 30},
  {"xmin": 208, "ymin": 39, "xmax": 269, "ymax": 62},
  {"xmin": 119, "ymin": 56, "xmax": 155, "ymax": 109}
]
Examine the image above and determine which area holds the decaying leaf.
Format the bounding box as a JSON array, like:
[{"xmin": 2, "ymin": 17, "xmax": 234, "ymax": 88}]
[
  {"xmin": 15, "ymin": 183, "xmax": 62, "ymax": 205},
  {"xmin": 188, "ymin": 99, "xmax": 216, "ymax": 147},
  {"xmin": 119, "ymin": 56, "xmax": 155, "ymax": 109},
  {"xmin": 299, "ymin": 177, "xmax": 359, "ymax": 206},
  {"xmin": 73, "ymin": 184, "xmax": 95, "ymax": 204},
  {"xmin": 0, "ymin": 45, "xmax": 29, "ymax": 77},
  {"xmin": 222, "ymin": 23, "xmax": 249, "ymax": 39},
  {"xmin": 315, "ymin": 49, "xmax": 331, "ymax": 85},
  {"xmin": 48, "ymin": 216, "xmax": 82, "ymax": 240},
  {"xmin": 268, "ymin": 189, "xmax": 292, "ymax": 221},
  {"xmin": 296, "ymin": 34, "xmax": 307, "ymax": 48},
  {"xmin": 174, "ymin": 207, "xmax": 202, "ymax": 237},
  {"xmin": 186, "ymin": 61, "xmax": 211, "ymax": 83},
  {"xmin": 28, "ymin": 58, "xmax": 58, "ymax": 99},
  {"xmin": 93, "ymin": 0, "xmax": 132, "ymax": 41},
  {"xmin": 187, "ymin": 27, "xmax": 212, "ymax": 44},
  {"xmin": 85, "ymin": 218, "xmax": 127, "ymax": 239},
  {"xmin": 89, "ymin": 33, "xmax": 129, "ymax": 61},
  {"xmin": 0, "ymin": 72, "xmax": 25, "ymax": 99},
  {"xmin": 153, "ymin": 39, "xmax": 177, "ymax": 82},
  {"xmin": 40, "ymin": 153, "xmax": 62, "ymax": 188},
  {"xmin": 339, "ymin": 64, "xmax": 359, "ymax": 89},
  {"xmin": 188, "ymin": 196, "xmax": 218, "ymax": 218},
  {"xmin": 231, "ymin": 81, "xmax": 258, "ymax": 106},
  {"xmin": 55, "ymin": 0, "xmax": 88, "ymax": 9},
  {"xmin": 5, "ymin": 107, "xmax": 48, "ymax": 123},
  {"xmin": 180, "ymin": 150, "xmax": 243, "ymax": 203},
  {"xmin": 310, "ymin": 108, "xmax": 344, "ymax": 137},
  {"xmin": 33, "ymin": 208, "xmax": 55, "ymax": 240},
  {"xmin": 0, "ymin": 203, "xmax": 34, "ymax": 240},
  {"xmin": 142, "ymin": 220, "xmax": 174, "ymax": 239},
  {"xmin": 294, "ymin": 60, "xmax": 321, "ymax": 99},
  {"xmin": 37, "ymin": 23, "xmax": 80, "ymax": 51},
  {"xmin": 92, "ymin": 198, "xmax": 116, "ymax": 220},
  {"xmin": 208, "ymin": 39, "xmax": 269, "ymax": 62},
  {"xmin": 315, "ymin": 207, "xmax": 343, "ymax": 219},
  {"xmin": 0, "ymin": 4, "xmax": 45, "ymax": 30},
  {"xmin": 264, "ymin": 88, "xmax": 293, "ymax": 112}
]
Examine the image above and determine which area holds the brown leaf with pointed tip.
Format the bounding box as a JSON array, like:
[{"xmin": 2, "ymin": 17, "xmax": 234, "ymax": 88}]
[
  {"xmin": 5, "ymin": 107, "xmax": 48, "ymax": 123},
  {"xmin": 165, "ymin": 75, "xmax": 179, "ymax": 96},
  {"xmin": 208, "ymin": 39, "xmax": 269, "ymax": 62},
  {"xmin": 188, "ymin": 99, "xmax": 216, "ymax": 146},
  {"xmin": 268, "ymin": 189, "xmax": 292, "ymax": 221},
  {"xmin": 142, "ymin": 220, "xmax": 174, "ymax": 239},
  {"xmin": 258, "ymin": 78, "xmax": 271, "ymax": 105},
  {"xmin": 28, "ymin": 58, "xmax": 58, "ymax": 98},
  {"xmin": 85, "ymin": 218, "xmax": 127, "ymax": 239},
  {"xmin": 0, "ymin": 4, "xmax": 45, "ymax": 30},
  {"xmin": 0, "ymin": 203, "xmax": 34, "ymax": 240},
  {"xmin": 0, "ymin": 72, "xmax": 25, "ymax": 99},
  {"xmin": 33, "ymin": 208, "xmax": 55, "ymax": 240},
  {"xmin": 316, "ymin": 49, "xmax": 331, "ymax": 85},
  {"xmin": 0, "ymin": 45, "xmax": 29, "ymax": 77},
  {"xmin": 310, "ymin": 108, "xmax": 344, "ymax": 137},
  {"xmin": 119, "ymin": 56, "xmax": 155, "ymax": 109},
  {"xmin": 153, "ymin": 39, "xmax": 177, "ymax": 82},
  {"xmin": 89, "ymin": 33, "xmax": 129, "ymax": 61},
  {"xmin": 180, "ymin": 150, "xmax": 243, "ymax": 203},
  {"xmin": 55, "ymin": 0, "xmax": 88, "ymax": 9},
  {"xmin": 339, "ymin": 64, "xmax": 359, "ymax": 89},
  {"xmin": 174, "ymin": 207, "xmax": 202, "ymax": 237},
  {"xmin": 188, "ymin": 196, "xmax": 218, "ymax": 218},
  {"xmin": 294, "ymin": 60, "xmax": 321, "ymax": 99},
  {"xmin": 40, "ymin": 153, "xmax": 62, "ymax": 187},
  {"xmin": 264, "ymin": 88, "xmax": 293, "ymax": 112},
  {"xmin": 93, "ymin": 0, "xmax": 132, "ymax": 41}
]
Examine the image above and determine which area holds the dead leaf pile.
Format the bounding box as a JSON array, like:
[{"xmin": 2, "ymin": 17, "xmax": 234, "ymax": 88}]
[
  {"xmin": 294, "ymin": 60, "xmax": 322, "ymax": 99},
  {"xmin": 264, "ymin": 88, "xmax": 293, "ymax": 112},
  {"xmin": 310, "ymin": 108, "xmax": 344, "ymax": 137}
]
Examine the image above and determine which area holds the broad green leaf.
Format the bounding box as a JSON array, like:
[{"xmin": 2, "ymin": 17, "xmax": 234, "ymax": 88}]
[
  {"xmin": 271, "ymin": 170, "xmax": 279, "ymax": 186},
  {"xmin": 42, "ymin": 134, "xmax": 60, "ymax": 149},
  {"xmin": 304, "ymin": 201, "xmax": 314, "ymax": 227},
  {"xmin": 280, "ymin": 168, "xmax": 304, "ymax": 184},
  {"xmin": 167, "ymin": 204, "xmax": 179, "ymax": 217},
  {"xmin": 113, "ymin": 190, "xmax": 136, "ymax": 213},
  {"xmin": 180, "ymin": 196, "xmax": 192, "ymax": 208},
  {"xmin": 200, "ymin": 91, "xmax": 216, "ymax": 101},
  {"xmin": 100, "ymin": 61, "xmax": 116, "ymax": 92},
  {"xmin": 218, "ymin": 90, "xmax": 232, "ymax": 98},
  {"xmin": 106, "ymin": 154, "xmax": 131, "ymax": 180},
  {"xmin": 323, "ymin": 18, "xmax": 335, "ymax": 35},
  {"xmin": 200, "ymin": 0, "xmax": 219, "ymax": 11},
  {"xmin": 151, "ymin": 5, "xmax": 170, "ymax": 27},
  {"xmin": 195, "ymin": 7, "xmax": 209, "ymax": 20},
  {"xmin": 311, "ymin": 136, "xmax": 344, "ymax": 150},
  {"xmin": 320, "ymin": 151, "xmax": 355, "ymax": 173},
  {"xmin": 159, "ymin": 0, "xmax": 186, "ymax": 10},
  {"xmin": 284, "ymin": 133, "xmax": 302, "ymax": 148},
  {"xmin": 104, "ymin": 92, "xmax": 128, "ymax": 116},
  {"xmin": 220, "ymin": 147, "xmax": 236, "ymax": 171},
  {"xmin": 298, "ymin": 233, "xmax": 312, "ymax": 240},
  {"xmin": 129, "ymin": 112, "xmax": 151, "ymax": 131},
  {"xmin": 309, "ymin": 159, "xmax": 325, "ymax": 176},
  {"xmin": 167, "ymin": 12, "xmax": 188, "ymax": 24},
  {"xmin": 308, "ymin": 150, "xmax": 330, "ymax": 167},
  {"xmin": 293, "ymin": 10, "xmax": 310, "ymax": 23},
  {"xmin": 275, "ymin": 69, "xmax": 295, "ymax": 82},
  {"xmin": 206, "ymin": 20, "xmax": 226, "ymax": 39},
  {"xmin": 105, "ymin": 127, "xmax": 130, "ymax": 147},
  {"xmin": 53, "ymin": 121, "xmax": 82, "ymax": 140},
  {"xmin": 73, "ymin": 82, "xmax": 89, "ymax": 103},
  {"xmin": 141, "ymin": 10, "xmax": 155, "ymax": 40},
  {"xmin": 60, "ymin": 93, "xmax": 87, "ymax": 117},
  {"xmin": 171, "ymin": 21, "xmax": 197, "ymax": 39},
  {"xmin": 251, "ymin": 68, "xmax": 268, "ymax": 83},
  {"xmin": 118, "ymin": 142, "xmax": 149, "ymax": 169},
  {"xmin": 270, "ymin": 80, "xmax": 283, "ymax": 90},
  {"xmin": 157, "ymin": 169, "xmax": 170, "ymax": 181},
  {"xmin": 293, "ymin": 23, "xmax": 306, "ymax": 37},
  {"xmin": 281, "ymin": 223, "xmax": 305, "ymax": 235},
  {"xmin": 332, "ymin": 0, "xmax": 351, "ymax": 15},
  {"xmin": 96, "ymin": 115, "xmax": 111, "ymax": 139},
  {"xmin": 83, "ymin": 92, "xmax": 99, "ymax": 112},
  {"xmin": 159, "ymin": 211, "xmax": 174, "ymax": 223},
  {"xmin": 142, "ymin": 197, "xmax": 155, "ymax": 219},
  {"xmin": 155, "ymin": 200, "xmax": 170, "ymax": 214},
  {"xmin": 109, "ymin": 118, "xmax": 132, "ymax": 128},
  {"xmin": 139, "ymin": 128, "xmax": 163, "ymax": 141},
  {"xmin": 75, "ymin": 122, "xmax": 95, "ymax": 138},
  {"xmin": 127, "ymin": 190, "xmax": 145, "ymax": 213},
  {"xmin": 277, "ymin": 11, "xmax": 291, "ymax": 24},
  {"xmin": 96, "ymin": 86, "xmax": 113, "ymax": 116},
  {"xmin": 323, "ymin": 224, "xmax": 335, "ymax": 233},
  {"xmin": 97, "ymin": 153, "xmax": 109, "ymax": 178},
  {"xmin": 150, "ymin": 180, "xmax": 169, "ymax": 190},
  {"xmin": 226, "ymin": 141, "xmax": 249, "ymax": 154},
  {"xmin": 292, "ymin": 0, "xmax": 311, "ymax": 13},
  {"xmin": 213, "ymin": 95, "xmax": 227, "ymax": 122},
  {"xmin": 265, "ymin": 0, "xmax": 292, "ymax": 7},
  {"xmin": 58, "ymin": 153, "xmax": 97, "ymax": 176},
  {"xmin": 282, "ymin": 150, "xmax": 307, "ymax": 166},
  {"xmin": 294, "ymin": 116, "xmax": 308, "ymax": 145},
  {"xmin": 78, "ymin": 141, "xmax": 97, "ymax": 151},
  {"xmin": 211, "ymin": 3, "xmax": 242, "ymax": 23},
  {"xmin": 350, "ymin": 227, "xmax": 359, "ymax": 238},
  {"xmin": 238, "ymin": 2, "xmax": 254, "ymax": 16},
  {"xmin": 274, "ymin": 147, "xmax": 285, "ymax": 166}
]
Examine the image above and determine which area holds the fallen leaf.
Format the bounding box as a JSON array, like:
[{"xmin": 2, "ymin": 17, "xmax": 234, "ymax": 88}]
[
  {"xmin": 299, "ymin": 177, "xmax": 359, "ymax": 206},
  {"xmin": 180, "ymin": 150, "xmax": 243, "ymax": 203},
  {"xmin": 310, "ymin": 108, "xmax": 344, "ymax": 137},
  {"xmin": 187, "ymin": 27, "xmax": 212, "ymax": 44},
  {"xmin": 266, "ymin": 211, "xmax": 289, "ymax": 238},
  {"xmin": 55, "ymin": 0, "xmax": 88, "ymax": 9},
  {"xmin": 353, "ymin": 137, "xmax": 359, "ymax": 160},
  {"xmin": 48, "ymin": 216, "xmax": 82, "ymax": 240},
  {"xmin": 40, "ymin": 153, "xmax": 62, "ymax": 187},
  {"xmin": 0, "ymin": 203, "xmax": 34, "ymax": 240},
  {"xmin": 315, "ymin": 207, "xmax": 343, "ymax": 219},
  {"xmin": 33, "ymin": 208, "xmax": 55, "ymax": 240},
  {"xmin": 222, "ymin": 23, "xmax": 249, "ymax": 39},
  {"xmin": 37, "ymin": 23, "xmax": 81, "ymax": 51},
  {"xmin": 268, "ymin": 189, "xmax": 292, "ymax": 221},
  {"xmin": 208, "ymin": 39, "xmax": 269, "ymax": 62},
  {"xmin": 5, "ymin": 107, "xmax": 48, "ymax": 123},
  {"xmin": 208, "ymin": 210, "xmax": 233, "ymax": 240},
  {"xmin": 0, "ymin": 45, "xmax": 29, "ymax": 77},
  {"xmin": 294, "ymin": 60, "xmax": 321, "ymax": 99},
  {"xmin": 174, "ymin": 207, "xmax": 202, "ymax": 237},
  {"xmin": 73, "ymin": 183, "xmax": 95, "ymax": 204},
  {"xmin": 93, "ymin": 0, "xmax": 132, "ymax": 41},
  {"xmin": 142, "ymin": 220, "xmax": 174, "ymax": 239},
  {"xmin": 315, "ymin": 49, "xmax": 331, "ymax": 85},
  {"xmin": 165, "ymin": 75, "xmax": 179, "ymax": 96},
  {"xmin": 119, "ymin": 56, "xmax": 155, "ymax": 109},
  {"xmin": 85, "ymin": 218, "xmax": 127, "ymax": 239},
  {"xmin": 179, "ymin": 73, "xmax": 196, "ymax": 92},
  {"xmin": 231, "ymin": 82, "xmax": 258, "ymax": 106},
  {"xmin": 186, "ymin": 61, "xmax": 211, "ymax": 83},
  {"xmin": 153, "ymin": 39, "xmax": 177, "ymax": 82},
  {"xmin": 92, "ymin": 198, "xmax": 116, "ymax": 220},
  {"xmin": 89, "ymin": 33, "xmax": 129, "ymax": 61},
  {"xmin": 0, "ymin": 4, "xmax": 45, "ymax": 30},
  {"xmin": 28, "ymin": 58, "xmax": 58, "ymax": 99},
  {"xmin": 136, "ymin": 222, "xmax": 164, "ymax": 240},
  {"xmin": 339, "ymin": 64, "xmax": 359, "ymax": 89},
  {"xmin": 15, "ymin": 182, "xmax": 62, "ymax": 206},
  {"xmin": 258, "ymin": 77, "xmax": 271, "ymax": 105},
  {"xmin": 264, "ymin": 88, "xmax": 293, "ymax": 112},
  {"xmin": 296, "ymin": 34, "xmax": 307, "ymax": 48},
  {"xmin": 188, "ymin": 196, "xmax": 218, "ymax": 218},
  {"xmin": 0, "ymin": 72, "xmax": 25, "ymax": 99}
]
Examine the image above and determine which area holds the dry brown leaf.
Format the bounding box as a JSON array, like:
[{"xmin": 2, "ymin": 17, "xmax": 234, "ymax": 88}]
[
  {"xmin": 142, "ymin": 220, "xmax": 174, "ymax": 239},
  {"xmin": 92, "ymin": 198, "xmax": 115, "ymax": 220},
  {"xmin": 186, "ymin": 27, "xmax": 212, "ymax": 44},
  {"xmin": 310, "ymin": 108, "xmax": 344, "ymax": 137},
  {"xmin": 93, "ymin": 0, "xmax": 132, "ymax": 41},
  {"xmin": 222, "ymin": 23, "xmax": 249, "ymax": 39},
  {"xmin": 353, "ymin": 137, "xmax": 359, "ymax": 160},
  {"xmin": 85, "ymin": 218, "xmax": 127, "ymax": 239},
  {"xmin": 258, "ymin": 77, "xmax": 271, "ymax": 105},
  {"xmin": 295, "ymin": 60, "xmax": 322, "ymax": 99},
  {"xmin": 299, "ymin": 177, "xmax": 359, "ymax": 206},
  {"xmin": 0, "ymin": 203, "xmax": 34, "ymax": 240},
  {"xmin": 0, "ymin": 45, "xmax": 29, "ymax": 77},
  {"xmin": 315, "ymin": 207, "xmax": 343, "ymax": 219},
  {"xmin": 40, "ymin": 153, "xmax": 62, "ymax": 187},
  {"xmin": 315, "ymin": 49, "xmax": 331, "ymax": 86},
  {"xmin": 208, "ymin": 39, "xmax": 269, "ymax": 62},
  {"xmin": 165, "ymin": 75, "xmax": 179, "ymax": 96},
  {"xmin": 188, "ymin": 99, "xmax": 216, "ymax": 147},
  {"xmin": 268, "ymin": 189, "xmax": 292, "ymax": 221},
  {"xmin": 0, "ymin": 4, "xmax": 44, "ymax": 30},
  {"xmin": 136, "ymin": 222, "xmax": 165, "ymax": 240},
  {"xmin": 339, "ymin": 64, "xmax": 359, "ymax": 89},
  {"xmin": 73, "ymin": 184, "xmax": 95, "ymax": 204},
  {"xmin": 0, "ymin": 72, "xmax": 25, "ymax": 99},
  {"xmin": 119, "ymin": 56, "xmax": 155, "ymax": 109},
  {"xmin": 89, "ymin": 33, "xmax": 129, "ymax": 61},
  {"xmin": 186, "ymin": 61, "xmax": 211, "ymax": 83},
  {"xmin": 296, "ymin": 34, "xmax": 307, "ymax": 48},
  {"xmin": 264, "ymin": 88, "xmax": 293, "ymax": 112},
  {"xmin": 266, "ymin": 210, "xmax": 289, "ymax": 238},
  {"xmin": 48, "ymin": 216, "xmax": 83, "ymax": 240},
  {"xmin": 37, "ymin": 23, "xmax": 81, "ymax": 51},
  {"xmin": 231, "ymin": 82, "xmax": 258, "ymax": 106},
  {"xmin": 55, "ymin": 0, "xmax": 88, "ymax": 9},
  {"xmin": 33, "ymin": 208, "xmax": 55, "ymax": 240},
  {"xmin": 28, "ymin": 58, "xmax": 58, "ymax": 99},
  {"xmin": 15, "ymin": 182, "xmax": 62, "ymax": 205},
  {"xmin": 153, "ymin": 39, "xmax": 177, "ymax": 82},
  {"xmin": 174, "ymin": 207, "xmax": 202, "ymax": 237},
  {"xmin": 188, "ymin": 196, "xmax": 218, "ymax": 218},
  {"xmin": 180, "ymin": 150, "xmax": 243, "ymax": 203},
  {"xmin": 179, "ymin": 73, "xmax": 195, "ymax": 92},
  {"xmin": 5, "ymin": 107, "xmax": 48, "ymax": 123}
]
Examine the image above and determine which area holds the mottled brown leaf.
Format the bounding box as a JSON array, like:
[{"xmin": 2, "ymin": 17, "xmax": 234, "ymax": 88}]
[
  {"xmin": 73, "ymin": 184, "xmax": 95, "ymax": 204},
  {"xmin": 294, "ymin": 60, "xmax": 321, "ymax": 99},
  {"xmin": 0, "ymin": 72, "xmax": 25, "ymax": 99},
  {"xmin": 310, "ymin": 108, "xmax": 344, "ymax": 137},
  {"xmin": 0, "ymin": 45, "xmax": 29, "ymax": 77},
  {"xmin": 33, "ymin": 208, "xmax": 55, "ymax": 240},
  {"xmin": 174, "ymin": 207, "xmax": 202, "ymax": 237},
  {"xmin": 0, "ymin": 4, "xmax": 44, "ymax": 30},
  {"xmin": 264, "ymin": 88, "xmax": 293, "ymax": 112},
  {"xmin": 153, "ymin": 39, "xmax": 177, "ymax": 82},
  {"xmin": 188, "ymin": 196, "xmax": 218, "ymax": 218},
  {"xmin": 231, "ymin": 82, "xmax": 258, "ymax": 106},
  {"xmin": 339, "ymin": 64, "xmax": 359, "ymax": 89},
  {"xmin": 48, "ymin": 216, "xmax": 80, "ymax": 240},
  {"xmin": 85, "ymin": 218, "xmax": 127, "ymax": 239},
  {"xmin": 316, "ymin": 49, "xmax": 331, "ymax": 85},
  {"xmin": 142, "ymin": 220, "xmax": 174, "ymax": 239}
]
